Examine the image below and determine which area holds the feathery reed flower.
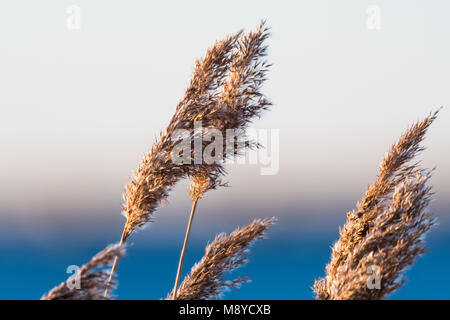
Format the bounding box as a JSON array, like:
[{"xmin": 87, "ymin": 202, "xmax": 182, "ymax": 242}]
[
  {"xmin": 121, "ymin": 32, "xmax": 241, "ymax": 240},
  {"xmin": 42, "ymin": 243, "xmax": 127, "ymax": 300},
  {"xmin": 167, "ymin": 217, "xmax": 275, "ymax": 300},
  {"xmin": 314, "ymin": 111, "xmax": 439, "ymax": 300},
  {"xmin": 106, "ymin": 21, "xmax": 272, "ymax": 296},
  {"xmin": 121, "ymin": 21, "xmax": 271, "ymax": 240},
  {"xmin": 188, "ymin": 173, "xmax": 226, "ymax": 201}
]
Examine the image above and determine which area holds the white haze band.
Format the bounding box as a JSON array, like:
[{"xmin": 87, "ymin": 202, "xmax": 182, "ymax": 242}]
[{"xmin": 170, "ymin": 121, "xmax": 279, "ymax": 176}]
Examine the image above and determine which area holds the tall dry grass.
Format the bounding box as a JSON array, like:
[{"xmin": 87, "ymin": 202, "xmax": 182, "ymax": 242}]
[
  {"xmin": 40, "ymin": 19, "xmax": 441, "ymax": 300},
  {"xmin": 41, "ymin": 243, "xmax": 128, "ymax": 300},
  {"xmin": 104, "ymin": 20, "xmax": 272, "ymax": 297},
  {"xmin": 314, "ymin": 110, "xmax": 440, "ymax": 300},
  {"xmin": 43, "ymin": 21, "xmax": 275, "ymax": 300}
]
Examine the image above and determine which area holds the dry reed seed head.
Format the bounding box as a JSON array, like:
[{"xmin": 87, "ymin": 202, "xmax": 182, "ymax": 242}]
[
  {"xmin": 357, "ymin": 109, "xmax": 439, "ymax": 214},
  {"xmin": 188, "ymin": 172, "xmax": 228, "ymax": 200},
  {"xmin": 185, "ymin": 21, "xmax": 272, "ymax": 191},
  {"xmin": 41, "ymin": 243, "xmax": 129, "ymax": 300},
  {"xmin": 325, "ymin": 173, "xmax": 434, "ymax": 300},
  {"xmin": 167, "ymin": 217, "xmax": 276, "ymax": 300},
  {"xmin": 315, "ymin": 111, "xmax": 439, "ymax": 300},
  {"xmin": 316, "ymin": 194, "xmax": 433, "ymax": 298},
  {"xmin": 170, "ymin": 32, "xmax": 243, "ymax": 131},
  {"xmin": 178, "ymin": 32, "xmax": 242, "ymax": 109},
  {"xmin": 120, "ymin": 32, "xmax": 241, "ymax": 239},
  {"xmin": 219, "ymin": 22, "xmax": 272, "ymax": 129},
  {"xmin": 121, "ymin": 21, "xmax": 272, "ymax": 240}
]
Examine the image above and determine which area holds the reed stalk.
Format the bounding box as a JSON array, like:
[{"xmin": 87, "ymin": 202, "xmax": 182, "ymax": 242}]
[{"xmin": 172, "ymin": 197, "xmax": 199, "ymax": 300}]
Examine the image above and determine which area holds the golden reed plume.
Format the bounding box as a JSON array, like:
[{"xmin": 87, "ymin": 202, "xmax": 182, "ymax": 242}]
[
  {"xmin": 105, "ymin": 21, "xmax": 272, "ymax": 296},
  {"xmin": 314, "ymin": 110, "xmax": 440, "ymax": 299},
  {"xmin": 121, "ymin": 21, "xmax": 271, "ymax": 240},
  {"xmin": 41, "ymin": 243, "xmax": 128, "ymax": 300},
  {"xmin": 167, "ymin": 218, "xmax": 275, "ymax": 300},
  {"xmin": 41, "ymin": 20, "xmax": 441, "ymax": 300}
]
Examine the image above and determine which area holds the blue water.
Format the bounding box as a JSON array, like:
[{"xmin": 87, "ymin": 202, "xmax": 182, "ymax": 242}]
[{"xmin": 1, "ymin": 219, "xmax": 449, "ymax": 300}]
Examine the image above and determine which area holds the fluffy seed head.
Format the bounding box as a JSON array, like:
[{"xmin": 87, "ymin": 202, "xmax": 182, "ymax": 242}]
[{"xmin": 167, "ymin": 217, "xmax": 275, "ymax": 300}]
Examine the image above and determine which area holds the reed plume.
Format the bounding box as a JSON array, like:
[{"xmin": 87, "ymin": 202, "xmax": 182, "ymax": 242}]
[
  {"xmin": 121, "ymin": 32, "xmax": 241, "ymax": 241},
  {"xmin": 106, "ymin": 21, "xmax": 272, "ymax": 296},
  {"xmin": 314, "ymin": 111, "xmax": 439, "ymax": 300},
  {"xmin": 42, "ymin": 243, "xmax": 127, "ymax": 300},
  {"xmin": 168, "ymin": 21, "xmax": 272, "ymax": 299},
  {"xmin": 121, "ymin": 20, "xmax": 271, "ymax": 240},
  {"xmin": 167, "ymin": 217, "xmax": 275, "ymax": 300}
]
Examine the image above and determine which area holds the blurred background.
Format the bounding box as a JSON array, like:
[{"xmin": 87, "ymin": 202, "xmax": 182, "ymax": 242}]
[{"xmin": 0, "ymin": 1, "xmax": 449, "ymax": 299}]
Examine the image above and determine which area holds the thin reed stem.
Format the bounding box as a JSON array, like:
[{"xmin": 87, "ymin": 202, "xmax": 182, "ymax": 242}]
[
  {"xmin": 104, "ymin": 228, "xmax": 127, "ymax": 298},
  {"xmin": 172, "ymin": 197, "xmax": 199, "ymax": 300}
]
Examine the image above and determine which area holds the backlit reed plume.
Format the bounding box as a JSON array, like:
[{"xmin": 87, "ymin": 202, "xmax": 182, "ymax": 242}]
[
  {"xmin": 42, "ymin": 243, "xmax": 127, "ymax": 300},
  {"xmin": 169, "ymin": 22, "xmax": 272, "ymax": 298},
  {"xmin": 167, "ymin": 217, "xmax": 275, "ymax": 300},
  {"xmin": 314, "ymin": 111, "xmax": 439, "ymax": 300},
  {"xmin": 105, "ymin": 21, "xmax": 272, "ymax": 296}
]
